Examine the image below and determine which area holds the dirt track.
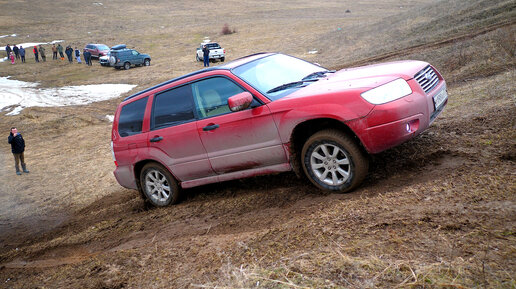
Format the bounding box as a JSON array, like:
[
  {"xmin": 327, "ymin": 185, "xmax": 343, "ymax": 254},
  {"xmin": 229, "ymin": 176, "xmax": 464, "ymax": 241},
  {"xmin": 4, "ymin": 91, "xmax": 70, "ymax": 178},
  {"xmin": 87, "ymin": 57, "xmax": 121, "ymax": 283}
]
[
  {"xmin": 0, "ymin": 69, "xmax": 514, "ymax": 287},
  {"xmin": 0, "ymin": 0, "xmax": 515, "ymax": 287}
]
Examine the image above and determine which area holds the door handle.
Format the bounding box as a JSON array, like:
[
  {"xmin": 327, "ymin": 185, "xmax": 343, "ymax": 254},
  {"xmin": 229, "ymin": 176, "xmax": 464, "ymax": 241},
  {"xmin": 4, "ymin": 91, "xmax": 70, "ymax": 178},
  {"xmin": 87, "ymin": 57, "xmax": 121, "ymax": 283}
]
[
  {"xmin": 203, "ymin": 124, "xmax": 219, "ymax": 131},
  {"xmin": 150, "ymin": 136, "xmax": 163, "ymax": 142}
]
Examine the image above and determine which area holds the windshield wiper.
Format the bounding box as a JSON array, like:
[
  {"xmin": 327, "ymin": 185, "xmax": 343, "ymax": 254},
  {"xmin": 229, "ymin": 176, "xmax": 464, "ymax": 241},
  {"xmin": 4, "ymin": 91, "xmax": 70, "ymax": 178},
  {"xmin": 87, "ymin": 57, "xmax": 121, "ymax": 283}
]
[
  {"xmin": 302, "ymin": 70, "xmax": 336, "ymax": 81},
  {"xmin": 266, "ymin": 79, "xmax": 319, "ymax": 94}
]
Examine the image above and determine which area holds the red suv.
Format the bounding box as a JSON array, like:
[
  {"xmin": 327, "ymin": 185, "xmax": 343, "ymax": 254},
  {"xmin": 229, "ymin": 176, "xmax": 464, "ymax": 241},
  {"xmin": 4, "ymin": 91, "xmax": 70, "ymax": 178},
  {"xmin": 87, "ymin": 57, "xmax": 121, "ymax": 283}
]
[
  {"xmin": 84, "ymin": 43, "xmax": 109, "ymax": 58},
  {"xmin": 111, "ymin": 53, "xmax": 447, "ymax": 207}
]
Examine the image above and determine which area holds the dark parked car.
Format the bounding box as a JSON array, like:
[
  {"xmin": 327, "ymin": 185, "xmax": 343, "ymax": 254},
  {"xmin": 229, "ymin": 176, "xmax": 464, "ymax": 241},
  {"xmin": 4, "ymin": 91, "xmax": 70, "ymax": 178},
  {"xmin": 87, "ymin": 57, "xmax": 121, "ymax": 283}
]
[
  {"xmin": 84, "ymin": 44, "xmax": 109, "ymax": 58},
  {"xmin": 109, "ymin": 47, "xmax": 151, "ymax": 70},
  {"xmin": 111, "ymin": 52, "xmax": 447, "ymax": 207},
  {"xmin": 100, "ymin": 44, "xmax": 126, "ymax": 66}
]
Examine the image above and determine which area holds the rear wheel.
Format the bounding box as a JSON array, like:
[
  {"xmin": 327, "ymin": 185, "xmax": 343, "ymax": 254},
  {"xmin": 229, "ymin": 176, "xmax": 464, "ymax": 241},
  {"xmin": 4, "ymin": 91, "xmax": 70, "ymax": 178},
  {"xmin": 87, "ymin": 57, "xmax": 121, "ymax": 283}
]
[
  {"xmin": 124, "ymin": 62, "xmax": 130, "ymax": 70},
  {"xmin": 140, "ymin": 163, "xmax": 180, "ymax": 207},
  {"xmin": 196, "ymin": 55, "xmax": 201, "ymax": 62},
  {"xmin": 301, "ymin": 129, "xmax": 368, "ymax": 192},
  {"xmin": 221, "ymin": 57, "xmax": 225, "ymax": 62}
]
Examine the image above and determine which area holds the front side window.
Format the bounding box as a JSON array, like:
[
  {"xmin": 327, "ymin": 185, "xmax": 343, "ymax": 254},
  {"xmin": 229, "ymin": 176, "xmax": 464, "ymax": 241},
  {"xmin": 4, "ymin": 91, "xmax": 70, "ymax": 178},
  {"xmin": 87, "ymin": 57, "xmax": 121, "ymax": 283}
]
[
  {"xmin": 192, "ymin": 77, "xmax": 245, "ymax": 118},
  {"xmin": 118, "ymin": 97, "xmax": 148, "ymax": 137},
  {"xmin": 152, "ymin": 84, "xmax": 195, "ymax": 130},
  {"xmin": 132, "ymin": 50, "xmax": 139, "ymax": 56}
]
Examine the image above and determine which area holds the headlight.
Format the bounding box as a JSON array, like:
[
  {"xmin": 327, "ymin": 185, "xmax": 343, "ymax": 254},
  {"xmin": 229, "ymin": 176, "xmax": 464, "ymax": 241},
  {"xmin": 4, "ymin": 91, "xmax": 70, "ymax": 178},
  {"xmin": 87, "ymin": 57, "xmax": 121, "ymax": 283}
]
[{"xmin": 361, "ymin": 78, "xmax": 412, "ymax": 105}]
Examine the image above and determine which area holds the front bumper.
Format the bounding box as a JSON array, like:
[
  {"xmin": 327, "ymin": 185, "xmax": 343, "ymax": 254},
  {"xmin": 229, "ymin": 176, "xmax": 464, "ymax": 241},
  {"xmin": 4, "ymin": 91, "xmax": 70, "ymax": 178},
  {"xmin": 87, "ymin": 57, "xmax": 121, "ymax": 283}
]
[{"xmin": 348, "ymin": 80, "xmax": 447, "ymax": 154}]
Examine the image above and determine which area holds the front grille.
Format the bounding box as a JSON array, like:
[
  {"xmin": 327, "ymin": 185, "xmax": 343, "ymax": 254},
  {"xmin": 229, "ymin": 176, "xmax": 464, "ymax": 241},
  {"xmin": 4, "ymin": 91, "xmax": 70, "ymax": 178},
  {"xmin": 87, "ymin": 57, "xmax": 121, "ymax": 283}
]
[{"xmin": 414, "ymin": 65, "xmax": 439, "ymax": 93}]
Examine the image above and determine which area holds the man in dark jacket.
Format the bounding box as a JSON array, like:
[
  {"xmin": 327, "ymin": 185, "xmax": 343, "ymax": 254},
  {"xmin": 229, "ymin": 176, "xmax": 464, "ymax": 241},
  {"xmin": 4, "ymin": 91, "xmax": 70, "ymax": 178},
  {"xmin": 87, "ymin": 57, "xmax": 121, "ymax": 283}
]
[
  {"xmin": 65, "ymin": 46, "xmax": 73, "ymax": 63},
  {"xmin": 83, "ymin": 49, "xmax": 92, "ymax": 66},
  {"xmin": 13, "ymin": 45, "xmax": 19, "ymax": 60},
  {"xmin": 5, "ymin": 44, "xmax": 11, "ymax": 59},
  {"xmin": 202, "ymin": 45, "xmax": 210, "ymax": 67},
  {"xmin": 19, "ymin": 46, "xmax": 25, "ymax": 63},
  {"xmin": 8, "ymin": 127, "xmax": 29, "ymax": 175}
]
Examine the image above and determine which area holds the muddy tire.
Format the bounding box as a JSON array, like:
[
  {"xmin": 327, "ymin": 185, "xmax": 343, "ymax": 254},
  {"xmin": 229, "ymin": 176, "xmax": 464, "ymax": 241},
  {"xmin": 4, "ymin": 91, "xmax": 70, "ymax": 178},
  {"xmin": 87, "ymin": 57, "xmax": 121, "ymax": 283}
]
[
  {"xmin": 301, "ymin": 129, "xmax": 368, "ymax": 192},
  {"xmin": 140, "ymin": 163, "xmax": 180, "ymax": 207}
]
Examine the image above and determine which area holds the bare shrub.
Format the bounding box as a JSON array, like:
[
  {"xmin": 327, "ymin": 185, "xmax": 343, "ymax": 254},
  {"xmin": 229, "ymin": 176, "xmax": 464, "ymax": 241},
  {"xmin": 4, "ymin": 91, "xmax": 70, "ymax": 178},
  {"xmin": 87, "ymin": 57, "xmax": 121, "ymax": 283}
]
[{"xmin": 221, "ymin": 23, "xmax": 236, "ymax": 35}]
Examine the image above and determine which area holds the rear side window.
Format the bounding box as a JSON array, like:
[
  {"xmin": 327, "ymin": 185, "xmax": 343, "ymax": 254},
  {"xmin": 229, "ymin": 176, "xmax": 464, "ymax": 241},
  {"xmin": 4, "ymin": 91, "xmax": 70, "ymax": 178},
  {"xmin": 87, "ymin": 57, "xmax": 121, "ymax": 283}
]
[
  {"xmin": 118, "ymin": 97, "xmax": 148, "ymax": 137},
  {"xmin": 152, "ymin": 84, "xmax": 195, "ymax": 130}
]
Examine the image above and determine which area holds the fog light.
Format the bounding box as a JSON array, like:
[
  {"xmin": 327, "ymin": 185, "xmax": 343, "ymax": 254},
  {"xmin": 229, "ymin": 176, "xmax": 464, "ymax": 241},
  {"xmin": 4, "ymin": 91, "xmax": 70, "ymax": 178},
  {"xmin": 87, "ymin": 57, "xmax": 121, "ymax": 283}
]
[{"xmin": 406, "ymin": 119, "xmax": 420, "ymax": 133}]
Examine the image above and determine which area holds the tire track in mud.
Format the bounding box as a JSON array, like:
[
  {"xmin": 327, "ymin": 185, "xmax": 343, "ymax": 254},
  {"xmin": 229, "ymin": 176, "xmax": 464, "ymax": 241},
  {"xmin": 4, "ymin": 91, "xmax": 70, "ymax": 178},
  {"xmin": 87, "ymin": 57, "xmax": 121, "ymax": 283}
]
[{"xmin": 333, "ymin": 21, "xmax": 515, "ymax": 70}]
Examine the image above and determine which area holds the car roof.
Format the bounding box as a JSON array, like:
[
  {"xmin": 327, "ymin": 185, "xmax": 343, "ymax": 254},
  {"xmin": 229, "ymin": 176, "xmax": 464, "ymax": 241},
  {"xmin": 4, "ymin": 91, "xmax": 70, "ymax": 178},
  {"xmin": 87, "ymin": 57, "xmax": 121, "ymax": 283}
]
[{"xmin": 123, "ymin": 52, "xmax": 275, "ymax": 102}]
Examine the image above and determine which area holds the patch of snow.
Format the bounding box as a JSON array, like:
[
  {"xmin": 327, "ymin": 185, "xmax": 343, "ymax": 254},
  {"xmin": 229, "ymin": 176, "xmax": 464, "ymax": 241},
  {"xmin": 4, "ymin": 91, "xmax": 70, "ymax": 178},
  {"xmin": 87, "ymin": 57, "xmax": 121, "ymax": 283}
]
[
  {"xmin": 105, "ymin": 115, "xmax": 114, "ymax": 122},
  {"xmin": 1, "ymin": 40, "xmax": 64, "ymax": 51},
  {"xmin": 308, "ymin": 50, "xmax": 318, "ymax": 54},
  {"xmin": 0, "ymin": 77, "xmax": 136, "ymax": 115},
  {"xmin": 0, "ymin": 34, "xmax": 16, "ymax": 38},
  {"xmin": 0, "ymin": 57, "xmax": 7, "ymax": 62}
]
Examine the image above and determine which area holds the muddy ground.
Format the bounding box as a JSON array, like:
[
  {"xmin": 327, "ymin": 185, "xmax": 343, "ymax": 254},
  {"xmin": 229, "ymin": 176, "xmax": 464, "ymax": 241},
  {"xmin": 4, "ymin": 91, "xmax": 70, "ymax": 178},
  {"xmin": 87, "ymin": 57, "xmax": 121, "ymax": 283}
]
[{"xmin": 0, "ymin": 0, "xmax": 515, "ymax": 288}]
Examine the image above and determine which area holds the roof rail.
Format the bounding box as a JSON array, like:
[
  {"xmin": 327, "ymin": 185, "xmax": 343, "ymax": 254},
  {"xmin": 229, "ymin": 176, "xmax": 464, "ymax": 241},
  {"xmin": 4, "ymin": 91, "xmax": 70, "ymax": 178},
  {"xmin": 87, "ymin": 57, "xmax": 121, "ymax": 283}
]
[{"xmin": 123, "ymin": 67, "xmax": 226, "ymax": 101}]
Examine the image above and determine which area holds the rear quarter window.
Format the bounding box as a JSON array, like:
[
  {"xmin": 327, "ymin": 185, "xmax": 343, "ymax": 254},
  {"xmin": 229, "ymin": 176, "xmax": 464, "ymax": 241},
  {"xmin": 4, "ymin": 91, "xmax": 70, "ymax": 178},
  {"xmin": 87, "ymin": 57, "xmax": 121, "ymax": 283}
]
[{"xmin": 118, "ymin": 97, "xmax": 148, "ymax": 137}]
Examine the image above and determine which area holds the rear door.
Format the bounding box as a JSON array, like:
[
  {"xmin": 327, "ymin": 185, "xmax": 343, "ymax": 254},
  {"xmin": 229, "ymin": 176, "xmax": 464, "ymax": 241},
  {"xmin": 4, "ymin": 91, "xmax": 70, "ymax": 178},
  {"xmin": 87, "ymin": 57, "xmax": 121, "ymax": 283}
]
[
  {"xmin": 148, "ymin": 84, "xmax": 215, "ymax": 181},
  {"xmin": 193, "ymin": 76, "xmax": 287, "ymax": 174}
]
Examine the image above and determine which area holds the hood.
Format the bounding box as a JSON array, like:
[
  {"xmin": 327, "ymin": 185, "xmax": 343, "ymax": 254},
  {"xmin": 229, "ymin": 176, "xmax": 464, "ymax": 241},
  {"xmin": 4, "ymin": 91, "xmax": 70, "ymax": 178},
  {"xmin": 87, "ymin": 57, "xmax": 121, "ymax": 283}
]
[{"xmin": 286, "ymin": 60, "xmax": 429, "ymax": 99}]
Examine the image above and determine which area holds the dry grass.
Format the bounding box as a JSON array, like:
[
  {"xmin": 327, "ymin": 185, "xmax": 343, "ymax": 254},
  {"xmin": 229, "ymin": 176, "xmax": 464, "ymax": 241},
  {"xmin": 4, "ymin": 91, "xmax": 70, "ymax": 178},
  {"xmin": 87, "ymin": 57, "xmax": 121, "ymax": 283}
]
[{"xmin": 0, "ymin": 0, "xmax": 515, "ymax": 288}]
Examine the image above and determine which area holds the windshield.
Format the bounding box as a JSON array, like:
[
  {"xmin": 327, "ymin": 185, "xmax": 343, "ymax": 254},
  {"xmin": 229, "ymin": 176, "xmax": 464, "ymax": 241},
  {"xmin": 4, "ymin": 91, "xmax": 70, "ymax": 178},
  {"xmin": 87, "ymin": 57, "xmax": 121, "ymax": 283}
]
[
  {"xmin": 232, "ymin": 54, "xmax": 327, "ymax": 100},
  {"xmin": 97, "ymin": 45, "xmax": 109, "ymax": 50}
]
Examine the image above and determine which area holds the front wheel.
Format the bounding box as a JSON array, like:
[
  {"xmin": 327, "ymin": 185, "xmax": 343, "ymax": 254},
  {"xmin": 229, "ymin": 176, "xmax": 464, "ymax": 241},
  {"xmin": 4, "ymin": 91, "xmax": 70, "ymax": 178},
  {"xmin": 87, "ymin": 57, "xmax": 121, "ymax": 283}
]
[
  {"xmin": 144, "ymin": 59, "xmax": 150, "ymax": 66},
  {"xmin": 301, "ymin": 129, "xmax": 368, "ymax": 192},
  {"xmin": 140, "ymin": 163, "xmax": 180, "ymax": 207}
]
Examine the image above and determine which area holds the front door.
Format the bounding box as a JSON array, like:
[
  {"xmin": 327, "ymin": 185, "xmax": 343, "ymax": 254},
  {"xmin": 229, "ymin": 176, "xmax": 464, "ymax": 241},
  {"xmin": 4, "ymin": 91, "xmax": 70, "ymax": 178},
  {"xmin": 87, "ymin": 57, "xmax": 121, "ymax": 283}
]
[{"xmin": 193, "ymin": 77, "xmax": 287, "ymax": 174}]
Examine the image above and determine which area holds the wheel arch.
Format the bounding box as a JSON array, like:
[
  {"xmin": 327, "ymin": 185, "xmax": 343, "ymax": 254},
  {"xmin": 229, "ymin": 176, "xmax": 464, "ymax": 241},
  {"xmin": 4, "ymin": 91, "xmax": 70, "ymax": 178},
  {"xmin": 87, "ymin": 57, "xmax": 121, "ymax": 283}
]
[
  {"xmin": 288, "ymin": 118, "xmax": 367, "ymax": 178},
  {"xmin": 133, "ymin": 159, "xmax": 179, "ymax": 196}
]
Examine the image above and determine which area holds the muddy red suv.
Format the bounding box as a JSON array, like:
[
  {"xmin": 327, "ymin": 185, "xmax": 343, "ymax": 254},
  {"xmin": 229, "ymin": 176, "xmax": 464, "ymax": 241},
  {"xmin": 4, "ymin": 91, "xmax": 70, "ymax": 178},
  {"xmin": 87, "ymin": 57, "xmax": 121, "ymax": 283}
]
[
  {"xmin": 84, "ymin": 43, "xmax": 109, "ymax": 58},
  {"xmin": 111, "ymin": 53, "xmax": 447, "ymax": 207}
]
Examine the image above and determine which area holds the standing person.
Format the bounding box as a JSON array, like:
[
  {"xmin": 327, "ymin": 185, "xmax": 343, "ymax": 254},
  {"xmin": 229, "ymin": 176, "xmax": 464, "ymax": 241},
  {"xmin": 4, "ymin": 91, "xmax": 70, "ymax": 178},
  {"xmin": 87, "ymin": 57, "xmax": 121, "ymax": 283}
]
[
  {"xmin": 9, "ymin": 52, "xmax": 15, "ymax": 64},
  {"xmin": 13, "ymin": 45, "xmax": 19, "ymax": 60},
  {"xmin": 8, "ymin": 127, "xmax": 29, "ymax": 175},
  {"xmin": 19, "ymin": 45, "xmax": 25, "ymax": 63},
  {"xmin": 33, "ymin": 46, "xmax": 39, "ymax": 62},
  {"xmin": 83, "ymin": 49, "xmax": 92, "ymax": 66},
  {"xmin": 5, "ymin": 44, "xmax": 11, "ymax": 59},
  {"xmin": 74, "ymin": 47, "xmax": 81, "ymax": 64},
  {"xmin": 202, "ymin": 45, "xmax": 210, "ymax": 67},
  {"xmin": 51, "ymin": 44, "xmax": 57, "ymax": 60},
  {"xmin": 65, "ymin": 45, "xmax": 73, "ymax": 63},
  {"xmin": 57, "ymin": 44, "xmax": 64, "ymax": 60},
  {"xmin": 39, "ymin": 45, "xmax": 46, "ymax": 62}
]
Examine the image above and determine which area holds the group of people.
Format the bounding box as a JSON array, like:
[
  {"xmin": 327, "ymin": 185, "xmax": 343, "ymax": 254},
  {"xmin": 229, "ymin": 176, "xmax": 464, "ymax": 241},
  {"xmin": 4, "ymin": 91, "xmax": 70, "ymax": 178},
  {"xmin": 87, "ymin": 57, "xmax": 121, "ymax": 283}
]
[{"xmin": 5, "ymin": 43, "xmax": 94, "ymax": 65}]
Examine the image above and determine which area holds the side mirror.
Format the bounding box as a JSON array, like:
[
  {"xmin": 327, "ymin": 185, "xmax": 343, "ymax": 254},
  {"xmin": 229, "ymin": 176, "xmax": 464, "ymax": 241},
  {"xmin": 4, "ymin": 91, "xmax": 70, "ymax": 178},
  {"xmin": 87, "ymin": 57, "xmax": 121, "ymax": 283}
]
[{"xmin": 228, "ymin": 91, "xmax": 253, "ymax": 112}]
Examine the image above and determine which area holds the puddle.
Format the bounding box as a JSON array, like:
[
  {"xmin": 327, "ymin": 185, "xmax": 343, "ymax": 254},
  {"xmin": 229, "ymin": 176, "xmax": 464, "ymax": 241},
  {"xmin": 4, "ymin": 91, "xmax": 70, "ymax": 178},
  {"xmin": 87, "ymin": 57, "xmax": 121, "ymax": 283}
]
[{"xmin": 0, "ymin": 76, "xmax": 136, "ymax": 115}]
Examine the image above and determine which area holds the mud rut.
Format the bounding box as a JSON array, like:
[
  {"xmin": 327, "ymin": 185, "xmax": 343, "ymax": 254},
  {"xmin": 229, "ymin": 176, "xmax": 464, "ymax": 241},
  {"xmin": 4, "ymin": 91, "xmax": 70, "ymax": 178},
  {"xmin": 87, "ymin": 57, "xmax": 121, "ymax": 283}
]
[{"xmin": 0, "ymin": 130, "xmax": 474, "ymax": 270}]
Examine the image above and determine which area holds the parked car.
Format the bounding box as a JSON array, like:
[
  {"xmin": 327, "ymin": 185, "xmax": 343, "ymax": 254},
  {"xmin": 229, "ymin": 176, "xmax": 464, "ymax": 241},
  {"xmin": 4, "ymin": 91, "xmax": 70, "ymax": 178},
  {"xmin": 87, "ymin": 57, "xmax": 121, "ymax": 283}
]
[
  {"xmin": 84, "ymin": 43, "xmax": 110, "ymax": 58},
  {"xmin": 196, "ymin": 42, "xmax": 225, "ymax": 62},
  {"xmin": 111, "ymin": 53, "xmax": 447, "ymax": 207},
  {"xmin": 100, "ymin": 44, "xmax": 126, "ymax": 67},
  {"xmin": 109, "ymin": 46, "xmax": 151, "ymax": 70}
]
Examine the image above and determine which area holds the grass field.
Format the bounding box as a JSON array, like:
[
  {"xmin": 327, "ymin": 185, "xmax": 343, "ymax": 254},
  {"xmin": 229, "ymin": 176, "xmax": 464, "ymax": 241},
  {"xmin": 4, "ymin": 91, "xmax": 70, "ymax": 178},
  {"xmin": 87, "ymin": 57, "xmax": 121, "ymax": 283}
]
[{"xmin": 0, "ymin": 0, "xmax": 515, "ymax": 288}]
